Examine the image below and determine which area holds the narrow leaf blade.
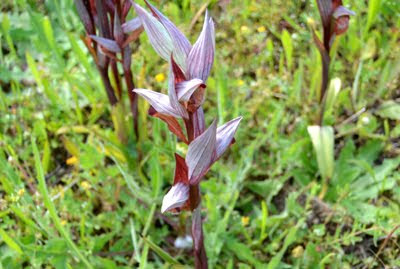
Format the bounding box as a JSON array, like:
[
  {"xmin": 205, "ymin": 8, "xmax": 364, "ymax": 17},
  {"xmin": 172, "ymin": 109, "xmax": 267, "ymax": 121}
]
[
  {"xmin": 142, "ymin": 237, "xmax": 181, "ymax": 264},
  {"xmin": 122, "ymin": 17, "xmax": 142, "ymax": 33},
  {"xmin": 0, "ymin": 228, "xmax": 23, "ymax": 254},
  {"xmin": 89, "ymin": 35, "xmax": 121, "ymax": 52}
]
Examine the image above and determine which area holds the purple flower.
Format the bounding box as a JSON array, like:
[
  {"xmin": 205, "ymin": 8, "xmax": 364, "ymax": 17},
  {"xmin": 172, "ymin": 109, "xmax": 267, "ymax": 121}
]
[
  {"xmin": 132, "ymin": 1, "xmax": 242, "ymax": 213},
  {"xmin": 132, "ymin": 2, "xmax": 242, "ymax": 266}
]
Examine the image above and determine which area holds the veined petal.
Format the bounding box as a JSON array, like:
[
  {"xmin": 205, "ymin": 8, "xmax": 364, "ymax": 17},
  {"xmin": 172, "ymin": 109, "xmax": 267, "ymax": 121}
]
[
  {"xmin": 89, "ymin": 35, "xmax": 121, "ymax": 53},
  {"xmin": 161, "ymin": 182, "xmax": 189, "ymax": 213},
  {"xmin": 168, "ymin": 57, "xmax": 189, "ymax": 119},
  {"xmin": 144, "ymin": 0, "xmax": 191, "ymax": 70},
  {"xmin": 176, "ymin": 79, "xmax": 205, "ymax": 102},
  {"xmin": 122, "ymin": 17, "xmax": 142, "ymax": 33},
  {"xmin": 191, "ymin": 107, "xmax": 205, "ymax": 138},
  {"xmin": 134, "ymin": 89, "xmax": 182, "ymax": 118},
  {"xmin": 187, "ymin": 11, "xmax": 215, "ymax": 81},
  {"xmin": 333, "ymin": 6, "xmax": 356, "ymax": 18},
  {"xmin": 186, "ymin": 120, "xmax": 217, "ymax": 185},
  {"xmin": 134, "ymin": 3, "xmax": 173, "ymax": 61},
  {"xmin": 214, "ymin": 117, "xmax": 242, "ymax": 162}
]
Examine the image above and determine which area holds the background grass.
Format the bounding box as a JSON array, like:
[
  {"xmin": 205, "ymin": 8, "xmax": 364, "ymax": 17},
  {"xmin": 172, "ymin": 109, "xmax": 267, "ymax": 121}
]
[{"xmin": 1, "ymin": 0, "xmax": 400, "ymax": 268}]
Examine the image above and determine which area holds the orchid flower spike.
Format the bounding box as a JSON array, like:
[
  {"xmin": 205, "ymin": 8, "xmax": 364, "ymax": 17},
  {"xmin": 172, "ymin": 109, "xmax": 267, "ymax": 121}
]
[
  {"xmin": 132, "ymin": 1, "xmax": 242, "ymax": 215},
  {"xmin": 315, "ymin": 0, "xmax": 355, "ymax": 50}
]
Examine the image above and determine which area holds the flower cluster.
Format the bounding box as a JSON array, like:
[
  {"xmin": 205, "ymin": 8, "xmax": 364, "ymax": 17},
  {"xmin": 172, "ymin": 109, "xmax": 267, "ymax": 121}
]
[
  {"xmin": 132, "ymin": 1, "xmax": 242, "ymax": 214},
  {"xmin": 74, "ymin": 0, "xmax": 145, "ymax": 138},
  {"xmin": 315, "ymin": 0, "xmax": 355, "ymax": 51}
]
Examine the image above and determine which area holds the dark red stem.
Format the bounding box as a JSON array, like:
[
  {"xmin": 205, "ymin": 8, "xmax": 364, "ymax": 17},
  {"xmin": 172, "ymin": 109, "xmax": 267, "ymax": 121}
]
[
  {"xmin": 318, "ymin": 44, "xmax": 331, "ymax": 126},
  {"xmin": 98, "ymin": 65, "xmax": 118, "ymax": 106},
  {"xmin": 192, "ymin": 205, "xmax": 208, "ymax": 269},
  {"xmin": 185, "ymin": 109, "xmax": 208, "ymax": 269},
  {"xmin": 122, "ymin": 46, "xmax": 139, "ymax": 138}
]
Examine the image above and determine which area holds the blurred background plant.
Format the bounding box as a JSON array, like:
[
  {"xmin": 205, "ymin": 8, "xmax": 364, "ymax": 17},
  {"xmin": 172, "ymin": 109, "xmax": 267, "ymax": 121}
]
[
  {"xmin": 73, "ymin": 0, "xmax": 144, "ymax": 145},
  {"xmin": 0, "ymin": 0, "xmax": 400, "ymax": 268}
]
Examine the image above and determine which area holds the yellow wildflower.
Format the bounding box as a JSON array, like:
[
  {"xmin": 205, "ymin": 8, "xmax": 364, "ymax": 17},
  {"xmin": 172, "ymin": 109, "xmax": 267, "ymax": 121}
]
[
  {"xmin": 81, "ymin": 181, "xmax": 91, "ymax": 190},
  {"xmin": 291, "ymin": 245, "xmax": 304, "ymax": 258},
  {"xmin": 155, "ymin": 73, "xmax": 166, "ymax": 83},
  {"xmin": 17, "ymin": 188, "xmax": 25, "ymax": 197},
  {"xmin": 9, "ymin": 194, "xmax": 19, "ymax": 203},
  {"xmin": 240, "ymin": 25, "xmax": 249, "ymax": 33},
  {"xmin": 257, "ymin": 26, "xmax": 266, "ymax": 33},
  {"xmin": 306, "ymin": 17, "xmax": 316, "ymax": 28},
  {"xmin": 238, "ymin": 80, "xmax": 245, "ymax": 86},
  {"xmin": 66, "ymin": 156, "xmax": 78, "ymax": 165},
  {"xmin": 241, "ymin": 216, "xmax": 250, "ymax": 226}
]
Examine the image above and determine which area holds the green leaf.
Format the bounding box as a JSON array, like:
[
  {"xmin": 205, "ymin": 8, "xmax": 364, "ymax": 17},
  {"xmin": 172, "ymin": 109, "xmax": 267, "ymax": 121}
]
[
  {"xmin": 142, "ymin": 236, "xmax": 180, "ymax": 265},
  {"xmin": 376, "ymin": 101, "xmax": 400, "ymax": 120},
  {"xmin": 0, "ymin": 228, "xmax": 23, "ymax": 254},
  {"xmin": 267, "ymin": 226, "xmax": 298, "ymax": 269},
  {"xmin": 281, "ymin": 30, "xmax": 293, "ymax": 70},
  {"xmin": 246, "ymin": 180, "xmax": 283, "ymax": 202},
  {"xmin": 366, "ymin": 0, "xmax": 382, "ymax": 31},
  {"xmin": 226, "ymin": 238, "xmax": 263, "ymax": 267}
]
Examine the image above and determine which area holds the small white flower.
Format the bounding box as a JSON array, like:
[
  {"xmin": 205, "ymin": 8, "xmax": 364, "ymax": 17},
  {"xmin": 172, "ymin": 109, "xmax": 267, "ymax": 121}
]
[{"xmin": 174, "ymin": 235, "xmax": 193, "ymax": 249}]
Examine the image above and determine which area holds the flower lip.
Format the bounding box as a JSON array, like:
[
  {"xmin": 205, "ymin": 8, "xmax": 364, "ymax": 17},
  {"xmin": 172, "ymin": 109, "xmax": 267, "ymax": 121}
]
[{"xmin": 333, "ymin": 6, "xmax": 355, "ymax": 19}]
